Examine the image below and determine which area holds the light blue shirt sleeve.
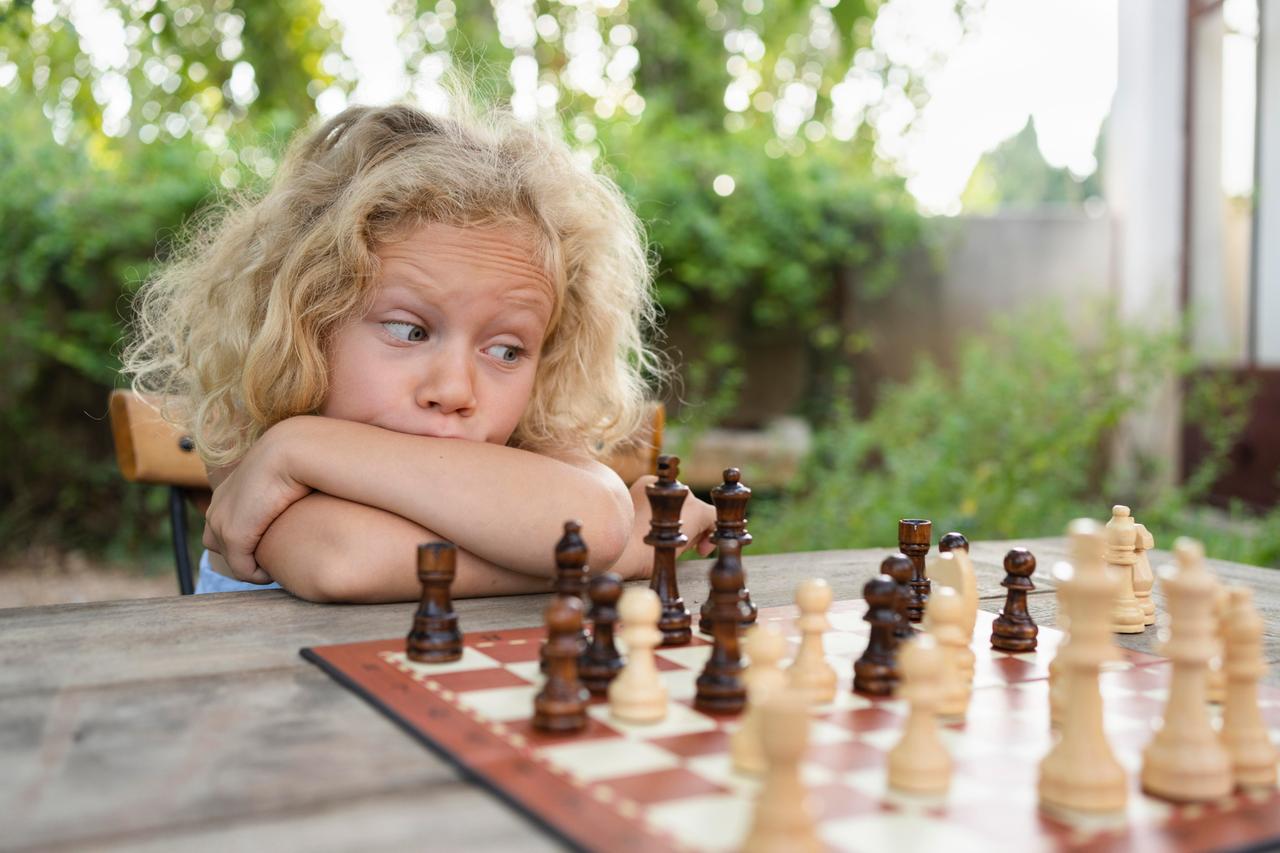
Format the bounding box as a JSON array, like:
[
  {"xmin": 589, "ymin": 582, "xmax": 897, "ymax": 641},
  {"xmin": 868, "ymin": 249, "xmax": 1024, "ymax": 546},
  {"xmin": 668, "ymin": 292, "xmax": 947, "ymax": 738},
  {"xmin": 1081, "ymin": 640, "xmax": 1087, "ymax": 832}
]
[{"xmin": 195, "ymin": 549, "xmax": 283, "ymax": 593}]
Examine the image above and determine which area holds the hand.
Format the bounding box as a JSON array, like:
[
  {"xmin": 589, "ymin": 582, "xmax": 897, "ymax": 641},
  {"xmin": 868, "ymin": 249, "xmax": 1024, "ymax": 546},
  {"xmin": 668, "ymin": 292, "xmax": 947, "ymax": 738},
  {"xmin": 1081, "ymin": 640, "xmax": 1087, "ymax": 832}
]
[
  {"xmin": 610, "ymin": 476, "xmax": 719, "ymax": 581},
  {"xmin": 202, "ymin": 421, "xmax": 312, "ymax": 583}
]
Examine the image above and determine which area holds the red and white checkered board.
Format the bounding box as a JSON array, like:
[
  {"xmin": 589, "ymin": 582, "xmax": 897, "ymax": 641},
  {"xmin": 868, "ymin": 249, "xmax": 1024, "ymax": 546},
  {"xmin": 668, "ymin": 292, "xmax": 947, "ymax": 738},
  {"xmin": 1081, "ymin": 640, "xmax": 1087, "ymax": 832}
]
[{"xmin": 302, "ymin": 600, "xmax": 1280, "ymax": 853}]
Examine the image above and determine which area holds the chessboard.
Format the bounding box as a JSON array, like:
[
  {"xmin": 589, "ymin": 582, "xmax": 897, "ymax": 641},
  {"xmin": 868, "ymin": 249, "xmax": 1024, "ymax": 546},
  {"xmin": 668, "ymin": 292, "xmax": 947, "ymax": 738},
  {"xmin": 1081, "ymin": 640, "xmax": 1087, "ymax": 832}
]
[{"xmin": 302, "ymin": 600, "xmax": 1280, "ymax": 853}]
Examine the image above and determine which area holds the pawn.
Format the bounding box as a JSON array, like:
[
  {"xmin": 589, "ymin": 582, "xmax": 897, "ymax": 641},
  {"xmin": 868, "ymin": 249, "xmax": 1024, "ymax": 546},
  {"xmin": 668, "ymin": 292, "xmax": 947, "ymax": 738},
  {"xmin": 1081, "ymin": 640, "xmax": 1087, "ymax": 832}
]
[
  {"xmin": 733, "ymin": 625, "xmax": 789, "ymax": 774},
  {"xmin": 1133, "ymin": 522, "xmax": 1156, "ymax": 625},
  {"xmin": 533, "ymin": 596, "xmax": 590, "ymax": 732},
  {"xmin": 1220, "ymin": 586, "xmax": 1279, "ymax": 788},
  {"xmin": 925, "ymin": 587, "xmax": 973, "ymax": 718},
  {"xmin": 938, "ymin": 531, "xmax": 969, "ymax": 553},
  {"xmin": 579, "ymin": 572, "xmax": 625, "ymax": 695},
  {"xmin": 880, "ymin": 554, "xmax": 915, "ymax": 640},
  {"xmin": 927, "ymin": 550, "xmax": 978, "ymax": 640},
  {"xmin": 695, "ymin": 538, "xmax": 747, "ymax": 713},
  {"xmin": 853, "ymin": 575, "xmax": 900, "ymax": 696},
  {"xmin": 742, "ymin": 692, "xmax": 822, "ymax": 853},
  {"xmin": 609, "ymin": 587, "xmax": 668, "ymax": 724},
  {"xmin": 788, "ymin": 578, "xmax": 837, "ymax": 704},
  {"xmin": 1105, "ymin": 505, "xmax": 1146, "ymax": 634},
  {"xmin": 887, "ymin": 635, "xmax": 952, "ymax": 795},
  {"xmin": 991, "ymin": 548, "xmax": 1039, "ymax": 653},
  {"xmin": 407, "ymin": 542, "xmax": 463, "ymax": 663}
]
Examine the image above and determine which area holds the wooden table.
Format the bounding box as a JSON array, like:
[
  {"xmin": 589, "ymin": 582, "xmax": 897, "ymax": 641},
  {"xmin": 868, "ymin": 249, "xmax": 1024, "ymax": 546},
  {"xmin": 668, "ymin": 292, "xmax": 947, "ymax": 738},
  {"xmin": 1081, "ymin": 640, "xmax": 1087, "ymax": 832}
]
[{"xmin": 3, "ymin": 538, "xmax": 1277, "ymax": 851}]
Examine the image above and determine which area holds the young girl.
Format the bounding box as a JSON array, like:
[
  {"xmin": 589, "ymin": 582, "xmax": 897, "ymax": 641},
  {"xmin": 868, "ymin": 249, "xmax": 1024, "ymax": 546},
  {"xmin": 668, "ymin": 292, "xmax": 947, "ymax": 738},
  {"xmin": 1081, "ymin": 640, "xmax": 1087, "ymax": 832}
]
[{"xmin": 124, "ymin": 100, "xmax": 717, "ymax": 601}]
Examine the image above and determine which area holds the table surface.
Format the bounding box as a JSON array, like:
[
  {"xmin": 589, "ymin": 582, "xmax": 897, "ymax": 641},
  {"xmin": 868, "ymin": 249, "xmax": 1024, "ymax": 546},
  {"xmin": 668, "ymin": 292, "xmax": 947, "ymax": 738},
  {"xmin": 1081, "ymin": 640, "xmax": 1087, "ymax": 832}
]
[{"xmin": 2, "ymin": 537, "xmax": 1278, "ymax": 852}]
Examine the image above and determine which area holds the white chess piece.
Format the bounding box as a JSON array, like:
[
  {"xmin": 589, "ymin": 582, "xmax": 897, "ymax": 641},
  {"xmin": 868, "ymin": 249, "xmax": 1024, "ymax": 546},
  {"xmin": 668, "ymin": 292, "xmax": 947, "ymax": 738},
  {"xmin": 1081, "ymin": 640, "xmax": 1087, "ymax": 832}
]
[
  {"xmin": 1206, "ymin": 585, "xmax": 1228, "ymax": 704},
  {"xmin": 787, "ymin": 579, "xmax": 837, "ymax": 704},
  {"xmin": 1039, "ymin": 519, "xmax": 1127, "ymax": 813},
  {"xmin": 887, "ymin": 634, "xmax": 952, "ymax": 795},
  {"xmin": 924, "ymin": 587, "xmax": 973, "ymax": 718},
  {"xmin": 742, "ymin": 692, "xmax": 822, "ymax": 853},
  {"xmin": 1140, "ymin": 538, "xmax": 1233, "ymax": 801},
  {"xmin": 1220, "ymin": 586, "xmax": 1279, "ymax": 788},
  {"xmin": 609, "ymin": 587, "xmax": 668, "ymax": 724},
  {"xmin": 927, "ymin": 551, "xmax": 978, "ymax": 639},
  {"xmin": 1132, "ymin": 522, "xmax": 1156, "ymax": 625},
  {"xmin": 1105, "ymin": 505, "xmax": 1145, "ymax": 634},
  {"xmin": 733, "ymin": 625, "xmax": 788, "ymax": 774}
]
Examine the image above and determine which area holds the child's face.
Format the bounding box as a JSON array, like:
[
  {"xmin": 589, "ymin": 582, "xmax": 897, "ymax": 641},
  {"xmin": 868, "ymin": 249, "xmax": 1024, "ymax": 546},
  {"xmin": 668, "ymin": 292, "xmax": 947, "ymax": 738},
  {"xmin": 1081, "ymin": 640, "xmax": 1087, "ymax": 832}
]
[{"xmin": 321, "ymin": 222, "xmax": 554, "ymax": 445}]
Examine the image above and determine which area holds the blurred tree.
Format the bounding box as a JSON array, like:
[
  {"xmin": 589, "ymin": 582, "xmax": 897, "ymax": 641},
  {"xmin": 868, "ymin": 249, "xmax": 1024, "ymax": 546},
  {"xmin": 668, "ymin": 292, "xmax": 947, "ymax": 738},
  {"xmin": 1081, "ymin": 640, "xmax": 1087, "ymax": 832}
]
[{"xmin": 960, "ymin": 117, "xmax": 1105, "ymax": 212}]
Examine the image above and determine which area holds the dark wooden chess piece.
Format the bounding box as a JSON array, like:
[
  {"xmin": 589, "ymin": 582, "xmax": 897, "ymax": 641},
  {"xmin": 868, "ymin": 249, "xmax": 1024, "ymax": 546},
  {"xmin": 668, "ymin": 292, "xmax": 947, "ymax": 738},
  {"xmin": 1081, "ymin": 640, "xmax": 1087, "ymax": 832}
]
[
  {"xmin": 854, "ymin": 574, "xmax": 900, "ymax": 696},
  {"xmin": 898, "ymin": 518, "xmax": 932, "ymax": 623},
  {"xmin": 939, "ymin": 531, "xmax": 970, "ymax": 553},
  {"xmin": 543, "ymin": 520, "xmax": 590, "ymax": 673},
  {"xmin": 533, "ymin": 595, "xmax": 590, "ymax": 732},
  {"xmin": 695, "ymin": 538, "xmax": 748, "ymax": 713},
  {"xmin": 647, "ymin": 455, "xmax": 692, "ymax": 646},
  {"xmin": 579, "ymin": 572, "xmax": 625, "ymax": 694},
  {"xmin": 991, "ymin": 547, "xmax": 1039, "ymax": 653},
  {"xmin": 880, "ymin": 554, "xmax": 915, "ymax": 640},
  {"xmin": 700, "ymin": 468, "xmax": 757, "ymax": 634},
  {"xmin": 407, "ymin": 542, "xmax": 463, "ymax": 663}
]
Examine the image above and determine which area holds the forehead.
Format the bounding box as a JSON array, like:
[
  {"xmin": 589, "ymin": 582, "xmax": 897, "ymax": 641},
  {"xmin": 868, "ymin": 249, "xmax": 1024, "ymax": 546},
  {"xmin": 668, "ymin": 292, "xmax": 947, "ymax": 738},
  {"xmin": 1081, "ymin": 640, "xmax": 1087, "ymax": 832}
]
[{"xmin": 376, "ymin": 222, "xmax": 556, "ymax": 316}]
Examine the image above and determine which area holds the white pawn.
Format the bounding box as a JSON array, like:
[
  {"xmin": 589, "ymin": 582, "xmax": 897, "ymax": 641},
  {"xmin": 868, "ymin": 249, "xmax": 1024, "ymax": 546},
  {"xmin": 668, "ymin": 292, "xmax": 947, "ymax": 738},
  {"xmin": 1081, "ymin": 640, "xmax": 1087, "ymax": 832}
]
[
  {"xmin": 788, "ymin": 579, "xmax": 837, "ymax": 704},
  {"xmin": 925, "ymin": 587, "xmax": 973, "ymax": 718},
  {"xmin": 733, "ymin": 625, "xmax": 788, "ymax": 774},
  {"xmin": 742, "ymin": 692, "xmax": 822, "ymax": 853},
  {"xmin": 1105, "ymin": 505, "xmax": 1145, "ymax": 634},
  {"xmin": 1220, "ymin": 586, "xmax": 1279, "ymax": 788},
  {"xmin": 887, "ymin": 635, "xmax": 952, "ymax": 795},
  {"xmin": 609, "ymin": 587, "xmax": 667, "ymax": 724},
  {"xmin": 1140, "ymin": 538, "xmax": 1232, "ymax": 802},
  {"xmin": 927, "ymin": 551, "xmax": 978, "ymax": 639},
  {"xmin": 1132, "ymin": 522, "xmax": 1157, "ymax": 625}
]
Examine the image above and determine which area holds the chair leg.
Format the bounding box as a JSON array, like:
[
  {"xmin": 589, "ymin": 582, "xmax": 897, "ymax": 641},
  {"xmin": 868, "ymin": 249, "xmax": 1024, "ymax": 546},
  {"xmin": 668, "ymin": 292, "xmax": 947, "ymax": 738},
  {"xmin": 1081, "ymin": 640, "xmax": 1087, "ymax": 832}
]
[{"xmin": 170, "ymin": 486, "xmax": 196, "ymax": 595}]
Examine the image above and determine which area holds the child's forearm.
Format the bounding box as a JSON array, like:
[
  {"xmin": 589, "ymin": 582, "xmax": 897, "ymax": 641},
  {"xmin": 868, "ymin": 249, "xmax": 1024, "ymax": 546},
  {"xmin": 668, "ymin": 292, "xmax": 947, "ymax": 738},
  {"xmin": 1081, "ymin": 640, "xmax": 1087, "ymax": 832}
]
[
  {"xmin": 269, "ymin": 416, "xmax": 633, "ymax": 577},
  {"xmin": 257, "ymin": 492, "xmax": 553, "ymax": 603}
]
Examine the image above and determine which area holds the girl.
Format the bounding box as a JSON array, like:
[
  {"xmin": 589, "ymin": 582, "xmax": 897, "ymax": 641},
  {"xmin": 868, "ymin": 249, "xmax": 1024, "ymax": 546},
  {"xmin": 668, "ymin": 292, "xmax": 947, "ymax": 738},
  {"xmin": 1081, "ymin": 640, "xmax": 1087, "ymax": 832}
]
[{"xmin": 124, "ymin": 100, "xmax": 717, "ymax": 601}]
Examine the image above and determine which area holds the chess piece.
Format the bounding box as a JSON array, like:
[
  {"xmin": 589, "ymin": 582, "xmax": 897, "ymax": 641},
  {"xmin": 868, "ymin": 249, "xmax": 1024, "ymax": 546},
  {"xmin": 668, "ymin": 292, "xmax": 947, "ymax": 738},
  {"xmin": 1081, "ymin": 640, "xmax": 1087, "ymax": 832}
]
[
  {"xmin": 991, "ymin": 548, "xmax": 1039, "ymax": 653},
  {"xmin": 1206, "ymin": 585, "xmax": 1228, "ymax": 704},
  {"xmin": 543, "ymin": 520, "xmax": 590, "ymax": 673},
  {"xmin": 579, "ymin": 572, "xmax": 625, "ymax": 695},
  {"xmin": 647, "ymin": 455, "xmax": 692, "ymax": 646},
  {"xmin": 887, "ymin": 635, "xmax": 953, "ymax": 795},
  {"xmin": 407, "ymin": 542, "xmax": 463, "ymax": 663},
  {"xmin": 733, "ymin": 625, "xmax": 789, "ymax": 774},
  {"xmin": 898, "ymin": 518, "xmax": 932, "ymax": 623},
  {"xmin": 788, "ymin": 578, "xmax": 837, "ymax": 704},
  {"xmin": 695, "ymin": 538, "xmax": 747, "ymax": 713},
  {"xmin": 1048, "ymin": 560, "xmax": 1071, "ymax": 728},
  {"xmin": 924, "ymin": 586, "xmax": 973, "ymax": 718},
  {"xmin": 853, "ymin": 575, "xmax": 900, "ymax": 696},
  {"xmin": 1220, "ymin": 586, "xmax": 1278, "ymax": 788},
  {"xmin": 880, "ymin": 554, "xmax": 915, "ymax": 640},
  {"xmin": 1038, "ymin": 519, "xmax": 1127, "ymax": 813},
  {"xmin": 1105, "ymin": 505, "xmax": 1146, "ymax": 634},
  {"xmin": 1133, "ymin": 522, "xmax": 1156, "ymax": 625},
  {"xmin": 609, "ymin": 587, "xmax": 668, "ymax": 723},
  {"xmin": 1140, "ymin": 538, "xmax": 1233, "ymax": 802},
  {"xmin": 533, "ymin": 596, "xmax": 590, "ymax": 732},
  {"xmin": 927, "ymin": 550, "xmax": 978, "ymax": 639},
  {"xmin": 742, "ymin": 692, "xmax": 822, "ymax": 853},
  {"xmin": 938, "ymin": 531, "xmax": 969, "ymax": 553},
  {"xmin": 700, "ymin": 467, "xmax": 757, "ymax": 632}
]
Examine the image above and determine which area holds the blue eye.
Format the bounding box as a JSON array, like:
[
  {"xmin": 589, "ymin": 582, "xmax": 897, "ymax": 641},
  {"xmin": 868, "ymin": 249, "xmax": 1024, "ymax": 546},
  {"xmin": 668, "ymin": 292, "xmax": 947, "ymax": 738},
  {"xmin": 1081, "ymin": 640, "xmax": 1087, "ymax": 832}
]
[
  {"xmin": 383, "ymin": 321, "xmax": 427, "ymax": 342},
  {"xmin": 486, "ymin": 344, "xmax": 523, "ymax": 363}
]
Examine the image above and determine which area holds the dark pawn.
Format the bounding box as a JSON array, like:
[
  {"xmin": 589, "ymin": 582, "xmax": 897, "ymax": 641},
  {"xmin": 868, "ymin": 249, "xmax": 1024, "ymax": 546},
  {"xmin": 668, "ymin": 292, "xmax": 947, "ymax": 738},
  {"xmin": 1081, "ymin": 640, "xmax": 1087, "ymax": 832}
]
[
  {"xmin": 647, "ymin": 455, "xmax": 692, "ymax": 646},
  {"xmin": 700, "ymin": 468, "xmax": 757, "ymax": 634},
  {"xmin": 991, "ymin": 548, "xmax": 1039, "ymax": 653},
  {"xmin": 695, "ymin": 538, "xmax": 747, "ymax": 713},
  {"xmin": 939, "ymin": 531, "xmax": 970, "ymax": 553},
  {"xmin": 533, "ymin": 596, "xmax": 590, "ymax": 732},
  {"xmin": 898, "ymin": 518, "xmax": 933, "ymax": 623},
  {"xmin": 880, "ymin": 554, "xmax": 915, "ymax": 640},
  {"xmin": 854, "ymin": 575, "xmax": 900, "ymax": 696},
  {"xmin": 579, "ymin": 572, "xmax": 625, "ymax": 694},
  {"xmin": 543, "ymin": 520, "xmax": 590, "ymax": 673},
  {"xmin": 407, "ymin": 542, "xmax": 463, "ymax": 663}
]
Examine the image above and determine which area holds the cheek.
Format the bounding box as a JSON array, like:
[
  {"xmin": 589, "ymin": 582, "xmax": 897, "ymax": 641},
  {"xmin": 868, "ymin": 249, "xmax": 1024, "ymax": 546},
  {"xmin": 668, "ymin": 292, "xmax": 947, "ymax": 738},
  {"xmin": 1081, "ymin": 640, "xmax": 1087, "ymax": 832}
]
[{"xmin": 320, "ymin": 328, "xmax": 383, "ymax": 417}]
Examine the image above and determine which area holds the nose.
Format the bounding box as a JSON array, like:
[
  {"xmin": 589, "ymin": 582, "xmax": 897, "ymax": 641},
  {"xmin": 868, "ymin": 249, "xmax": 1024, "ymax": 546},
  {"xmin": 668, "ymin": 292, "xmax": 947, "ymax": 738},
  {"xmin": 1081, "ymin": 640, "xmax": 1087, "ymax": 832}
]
[{"xmin": 415, "ymin": 344, "xmax": 477, "ymax": 416}]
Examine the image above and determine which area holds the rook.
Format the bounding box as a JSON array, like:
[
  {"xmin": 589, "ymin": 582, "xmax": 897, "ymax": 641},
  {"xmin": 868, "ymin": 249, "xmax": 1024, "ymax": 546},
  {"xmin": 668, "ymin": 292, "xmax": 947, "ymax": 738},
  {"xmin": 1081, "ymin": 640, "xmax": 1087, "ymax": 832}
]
[
  {"xmin": 898, "ymin": 518, "xmax": 932, "ymax": 622},
  {"xmin": 407, "ymin": 542, "xmax": 463, "ymax": 663}
]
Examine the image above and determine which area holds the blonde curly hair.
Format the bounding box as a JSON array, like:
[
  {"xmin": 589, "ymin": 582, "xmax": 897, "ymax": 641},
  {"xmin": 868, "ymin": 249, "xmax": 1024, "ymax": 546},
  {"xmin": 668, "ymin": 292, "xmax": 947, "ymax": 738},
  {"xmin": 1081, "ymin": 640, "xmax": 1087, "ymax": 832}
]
[{"xmin": 123, "ymin": 101, "xmax": 663, "ymax": 467}]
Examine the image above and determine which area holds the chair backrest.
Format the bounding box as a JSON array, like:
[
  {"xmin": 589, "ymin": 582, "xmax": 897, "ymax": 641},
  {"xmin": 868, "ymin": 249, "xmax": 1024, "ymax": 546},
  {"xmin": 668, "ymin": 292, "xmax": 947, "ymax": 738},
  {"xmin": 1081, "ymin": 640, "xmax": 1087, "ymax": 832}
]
[{"xmin": 108, "ymin": 389, "xmax": 664, "ymax": 489}]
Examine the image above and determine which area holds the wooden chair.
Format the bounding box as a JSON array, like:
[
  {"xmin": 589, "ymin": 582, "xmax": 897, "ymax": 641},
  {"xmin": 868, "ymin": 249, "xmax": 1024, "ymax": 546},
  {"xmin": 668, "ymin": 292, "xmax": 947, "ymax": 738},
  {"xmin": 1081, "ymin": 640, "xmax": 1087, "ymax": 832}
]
[{"xmin": 108, "ymin": 390, "xmax": 664, "ymax": 594}]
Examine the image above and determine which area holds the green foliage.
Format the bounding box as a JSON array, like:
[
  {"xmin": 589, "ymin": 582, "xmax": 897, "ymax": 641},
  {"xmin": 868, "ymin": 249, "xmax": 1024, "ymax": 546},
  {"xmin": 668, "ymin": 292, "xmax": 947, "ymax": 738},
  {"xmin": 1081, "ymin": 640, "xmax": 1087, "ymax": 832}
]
[
  {"xmin": 961, "ymin": 117, "xmax": 1105, "ymax": 212},
  {"xmin": 751, "ymin": 306, "xmax": 1280, "ymax": 569}
]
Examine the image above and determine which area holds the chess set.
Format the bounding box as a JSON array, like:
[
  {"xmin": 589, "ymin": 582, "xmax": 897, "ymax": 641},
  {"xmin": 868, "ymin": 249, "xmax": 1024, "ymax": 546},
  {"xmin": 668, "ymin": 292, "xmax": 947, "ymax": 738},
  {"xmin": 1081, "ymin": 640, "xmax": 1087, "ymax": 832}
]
[{"xmin": 302, "ymin": 458, "xmax": 1280, "ymax": 852}]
